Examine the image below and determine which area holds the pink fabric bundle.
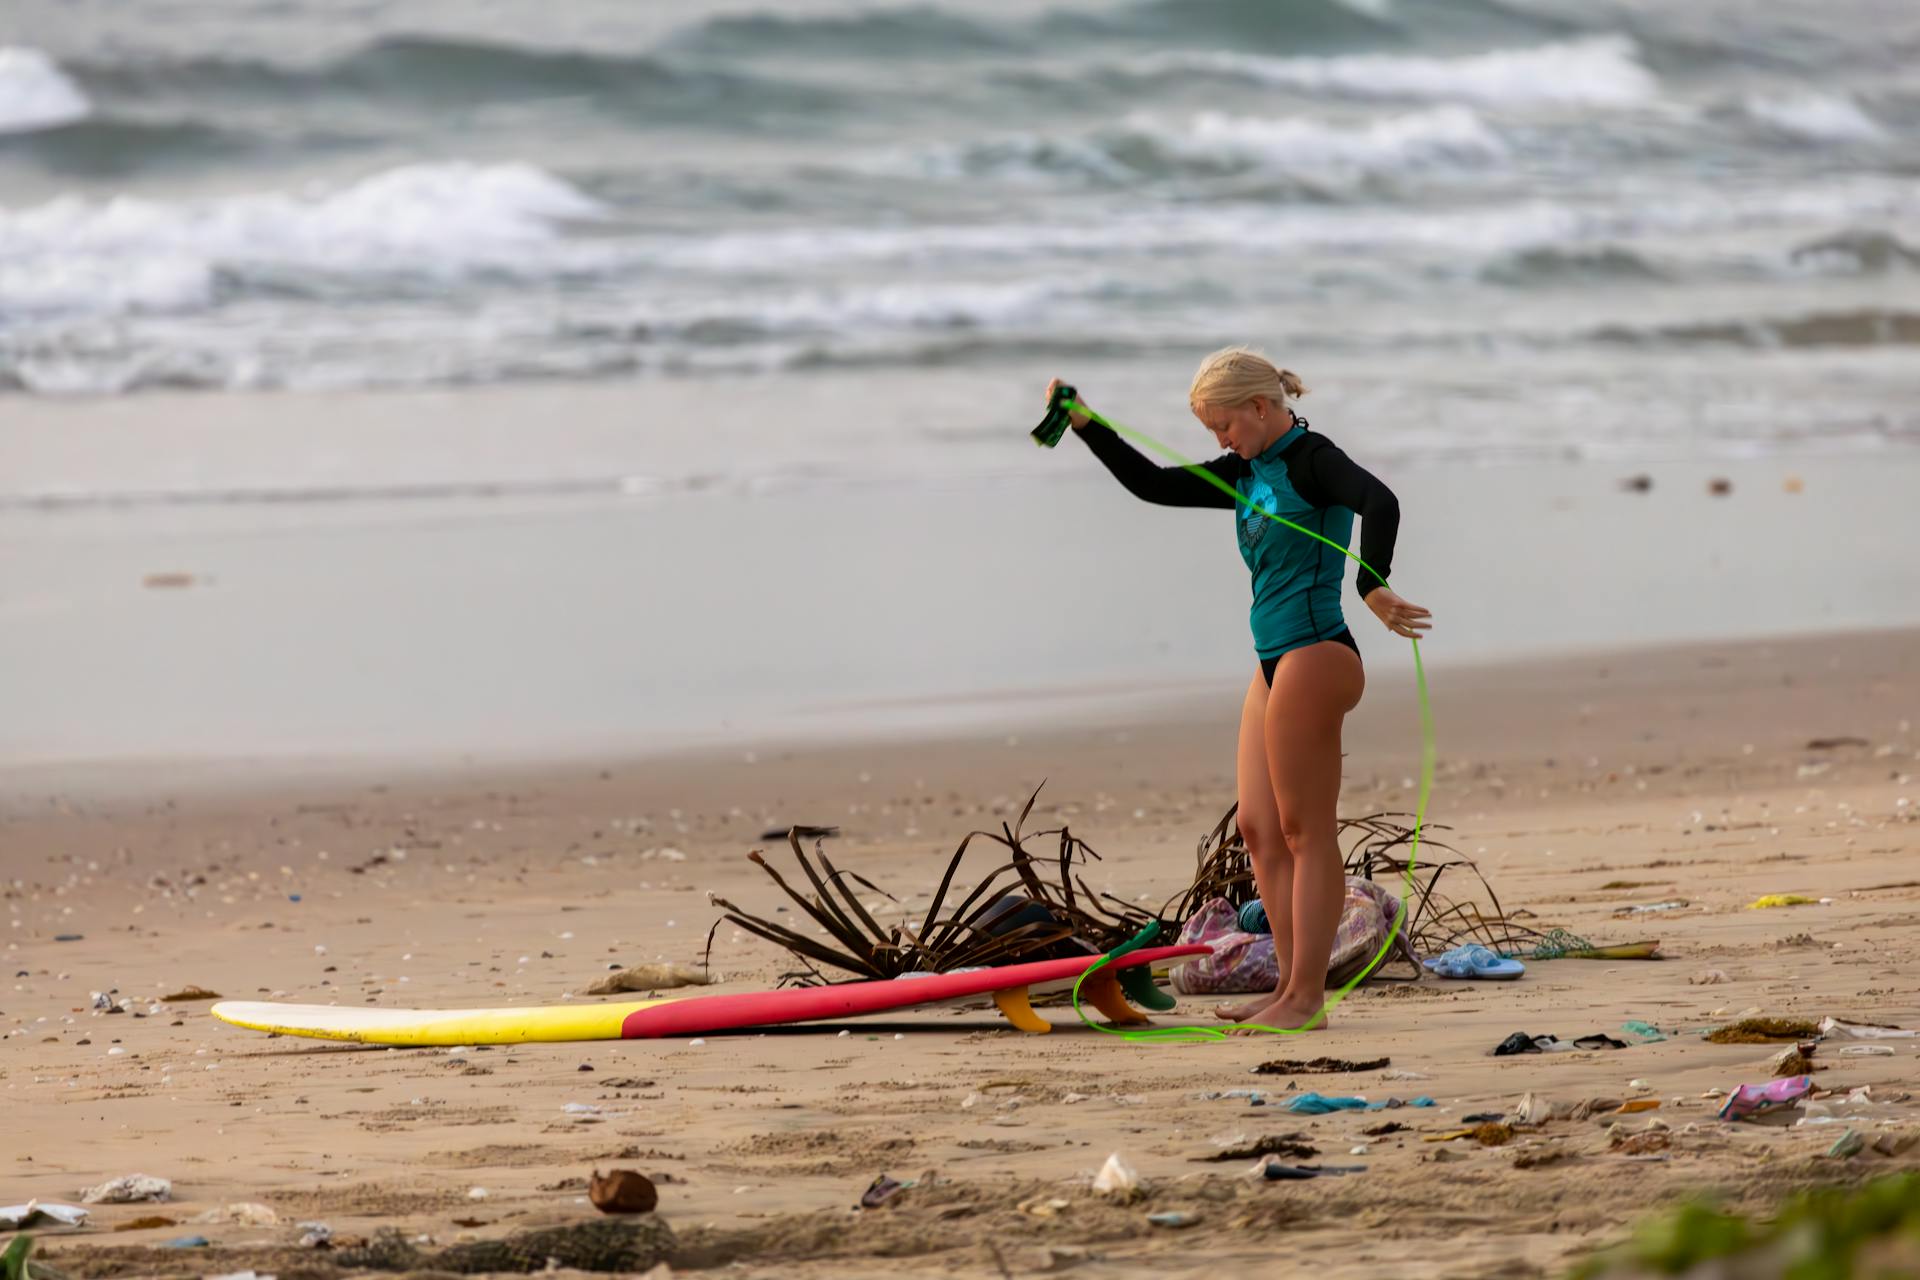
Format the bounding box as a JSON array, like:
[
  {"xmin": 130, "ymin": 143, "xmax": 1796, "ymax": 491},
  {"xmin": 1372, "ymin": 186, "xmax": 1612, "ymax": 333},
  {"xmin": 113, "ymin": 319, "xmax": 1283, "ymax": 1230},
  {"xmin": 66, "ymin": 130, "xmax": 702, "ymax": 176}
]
[{"xmin": 1171, "ymin": 879, "xmax": 1409, "ymax": 995}]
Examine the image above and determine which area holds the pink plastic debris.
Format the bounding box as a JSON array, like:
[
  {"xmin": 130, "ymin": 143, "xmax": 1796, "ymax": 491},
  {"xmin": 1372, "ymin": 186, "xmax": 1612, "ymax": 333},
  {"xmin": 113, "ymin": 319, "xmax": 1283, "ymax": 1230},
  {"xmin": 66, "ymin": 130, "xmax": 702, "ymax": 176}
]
[{"xmin": 1717, "ymin": 1075, "xmax": 1814, "ymax": 1121}]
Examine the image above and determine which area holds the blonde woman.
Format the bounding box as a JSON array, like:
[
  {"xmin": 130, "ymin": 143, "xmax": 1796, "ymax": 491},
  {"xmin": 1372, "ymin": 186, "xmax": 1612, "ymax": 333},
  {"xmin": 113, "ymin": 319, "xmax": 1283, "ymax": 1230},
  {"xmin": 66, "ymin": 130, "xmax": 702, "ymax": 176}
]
[{"xmin": 1048, "ymin": 350, "xmax": 1430, "ymax": 1031}]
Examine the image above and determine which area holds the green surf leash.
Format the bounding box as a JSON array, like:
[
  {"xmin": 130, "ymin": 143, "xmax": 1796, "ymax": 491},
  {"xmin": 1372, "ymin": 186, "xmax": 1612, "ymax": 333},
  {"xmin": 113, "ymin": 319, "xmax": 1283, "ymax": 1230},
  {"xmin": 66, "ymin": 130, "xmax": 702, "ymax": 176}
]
[{"xmin": 1033, "ymin": 384, "xmax": 1437, "ymax": 1038}]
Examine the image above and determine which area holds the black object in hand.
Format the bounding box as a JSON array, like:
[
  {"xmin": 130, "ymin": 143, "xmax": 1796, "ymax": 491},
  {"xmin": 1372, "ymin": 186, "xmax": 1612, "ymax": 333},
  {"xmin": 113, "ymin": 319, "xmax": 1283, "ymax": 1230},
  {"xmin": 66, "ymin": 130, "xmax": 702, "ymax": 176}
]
[{"xmin": 1031, "ymin": 382, "xmax": 1078, "ymax": 448}]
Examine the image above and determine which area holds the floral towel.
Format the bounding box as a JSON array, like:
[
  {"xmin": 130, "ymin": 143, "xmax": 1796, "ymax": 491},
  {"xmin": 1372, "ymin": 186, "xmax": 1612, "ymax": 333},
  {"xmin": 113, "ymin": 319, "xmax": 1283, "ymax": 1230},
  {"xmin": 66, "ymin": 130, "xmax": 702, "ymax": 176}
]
[{"xmin": 1171, "ymin": 879, "xmax": 1411, "ymax": 995}]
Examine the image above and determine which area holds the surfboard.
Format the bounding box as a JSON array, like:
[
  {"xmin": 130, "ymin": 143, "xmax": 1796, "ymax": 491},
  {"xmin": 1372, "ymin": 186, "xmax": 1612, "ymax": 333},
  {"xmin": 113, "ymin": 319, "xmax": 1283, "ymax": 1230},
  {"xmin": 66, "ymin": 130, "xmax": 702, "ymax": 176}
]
[{"xmin": 210, "ymin": 943, "xmax": 1210, "ymax": 1045}]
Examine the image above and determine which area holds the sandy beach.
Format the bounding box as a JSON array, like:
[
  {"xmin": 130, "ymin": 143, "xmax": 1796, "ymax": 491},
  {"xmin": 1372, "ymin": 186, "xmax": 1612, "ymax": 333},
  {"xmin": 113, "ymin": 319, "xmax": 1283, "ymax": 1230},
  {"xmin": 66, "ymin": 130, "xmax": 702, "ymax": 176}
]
[
  {"xmin": 7, "ymin": 2, "xmax": 1920, "ymax": 1274},
  {"xmin": 5, "ymin": 625, "xmax": 1917, "ymax": 1279}
]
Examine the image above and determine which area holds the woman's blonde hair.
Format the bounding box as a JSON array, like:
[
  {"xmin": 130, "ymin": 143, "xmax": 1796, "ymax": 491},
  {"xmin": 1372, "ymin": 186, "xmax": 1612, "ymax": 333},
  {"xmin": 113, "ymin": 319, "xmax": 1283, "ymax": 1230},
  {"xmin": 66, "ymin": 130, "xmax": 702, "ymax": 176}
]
[{"xmin": 1188, "ymin": 346, "xmax": 1306, "ymax": 410}]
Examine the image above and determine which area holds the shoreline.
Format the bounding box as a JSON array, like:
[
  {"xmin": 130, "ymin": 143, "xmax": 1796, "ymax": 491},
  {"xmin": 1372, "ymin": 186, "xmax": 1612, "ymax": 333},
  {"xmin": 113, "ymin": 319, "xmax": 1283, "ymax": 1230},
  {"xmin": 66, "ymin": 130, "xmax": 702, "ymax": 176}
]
[
  {"xmin": 6, "ymin": 622, "xmax": 1913, "ymax": 808},
  {"xmin": 7, "ymin": 445, "xmax": 1918, "ymax": 771}
]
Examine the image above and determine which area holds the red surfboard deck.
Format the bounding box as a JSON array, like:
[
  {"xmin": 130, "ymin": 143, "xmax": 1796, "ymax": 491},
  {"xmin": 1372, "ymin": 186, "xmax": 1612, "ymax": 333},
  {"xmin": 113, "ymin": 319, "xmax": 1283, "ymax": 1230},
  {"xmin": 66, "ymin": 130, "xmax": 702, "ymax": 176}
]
[
  {"xmin": 618, "ymin": 944, "xmax": 1209, "ymax": 1037},
  {"xmin": 213, "ymin": 944, "xmax": 1210, "ymax": 1044}
]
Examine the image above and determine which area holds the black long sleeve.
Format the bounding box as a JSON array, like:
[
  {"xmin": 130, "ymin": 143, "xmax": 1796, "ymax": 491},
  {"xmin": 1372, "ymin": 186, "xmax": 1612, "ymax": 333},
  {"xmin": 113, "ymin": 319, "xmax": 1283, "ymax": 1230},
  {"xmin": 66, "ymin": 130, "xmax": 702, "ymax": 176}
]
[
  {"xmin": 1074, "ymin": 422, "xmax": 1239, "ymax": 509},
  {"xmin": 1293, "ymin": 439, "xmax": 1399, "ymax": 599}
]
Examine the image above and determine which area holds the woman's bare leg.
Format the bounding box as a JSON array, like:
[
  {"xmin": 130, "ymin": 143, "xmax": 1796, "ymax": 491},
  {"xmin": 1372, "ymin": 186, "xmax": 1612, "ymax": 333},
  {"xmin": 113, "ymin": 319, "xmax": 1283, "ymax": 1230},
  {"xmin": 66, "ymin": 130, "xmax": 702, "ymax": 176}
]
[
  {"xmin": 1231, "ymin": 639, "xmax": 1364, "ymax": 1033},
  {"xmin": 1214, "ymin": 671, "xmax": 1292, "ymax": 1020}
]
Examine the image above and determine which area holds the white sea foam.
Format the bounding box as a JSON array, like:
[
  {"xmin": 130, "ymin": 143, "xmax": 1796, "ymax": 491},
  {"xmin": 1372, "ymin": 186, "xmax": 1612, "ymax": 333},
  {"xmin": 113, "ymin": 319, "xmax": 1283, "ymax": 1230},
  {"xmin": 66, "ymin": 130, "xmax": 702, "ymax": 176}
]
[
  {"xmin": 877, "ymin": 106, "xmax": 1505, "ymax": 186},
  {"xmin": 1145, "ymin": 37, "xmax": 1658, "ymax": 108},
  {"xmin": 0, "ymin": 46, "xmax": 91, "ymax": 134},
  {"xmin": 645, "ymin": 174, "xmax": 1920, "ymax": 277},
  {"xmin": 1147, "ymin": 105, "xmax": 1508, "ymax": 175},
  {"xmin": 1744, "ymin": 92, "xmax": 1888, "ymax": 142},
  {"xmin": 0, "ymin": 162, "xmax": 605, "ymax": 318}
]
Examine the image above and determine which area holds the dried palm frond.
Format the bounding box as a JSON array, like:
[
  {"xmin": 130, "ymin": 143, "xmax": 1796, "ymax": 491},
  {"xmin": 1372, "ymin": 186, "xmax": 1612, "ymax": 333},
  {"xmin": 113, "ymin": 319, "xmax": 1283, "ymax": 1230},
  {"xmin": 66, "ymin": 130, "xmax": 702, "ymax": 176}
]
[
  {"xmin": 710, "ymin": 784, "xmax": 1152, "ymax": 983},
  {"xmin": 710, "ymin": 784, "xmax": 1543, "ymax": 983}
]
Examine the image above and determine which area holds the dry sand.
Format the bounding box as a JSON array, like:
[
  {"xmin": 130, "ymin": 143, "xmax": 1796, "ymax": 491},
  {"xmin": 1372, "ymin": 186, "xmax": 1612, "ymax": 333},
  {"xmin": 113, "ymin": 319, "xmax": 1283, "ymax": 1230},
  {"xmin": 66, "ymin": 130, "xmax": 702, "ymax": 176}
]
[{"xmin": 4, "ymin": 627, "xmax": 1918, "ymax": 1279}]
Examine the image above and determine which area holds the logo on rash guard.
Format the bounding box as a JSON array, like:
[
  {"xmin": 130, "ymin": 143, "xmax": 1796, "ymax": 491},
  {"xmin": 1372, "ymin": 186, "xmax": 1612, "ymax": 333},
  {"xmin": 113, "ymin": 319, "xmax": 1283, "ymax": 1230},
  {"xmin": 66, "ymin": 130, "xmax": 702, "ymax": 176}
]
[{"xmin": 1239, "ymin": 477, "xmax": 1276, "ymax": 551}]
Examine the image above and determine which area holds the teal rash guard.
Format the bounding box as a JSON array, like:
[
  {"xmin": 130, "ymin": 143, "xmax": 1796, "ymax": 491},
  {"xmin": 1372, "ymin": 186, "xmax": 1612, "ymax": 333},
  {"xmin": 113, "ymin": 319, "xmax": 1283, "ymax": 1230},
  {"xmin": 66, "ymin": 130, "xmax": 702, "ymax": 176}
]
[{"xmin": 1075, "ymin": 416, "xmax": 1400, "ymax": 660}]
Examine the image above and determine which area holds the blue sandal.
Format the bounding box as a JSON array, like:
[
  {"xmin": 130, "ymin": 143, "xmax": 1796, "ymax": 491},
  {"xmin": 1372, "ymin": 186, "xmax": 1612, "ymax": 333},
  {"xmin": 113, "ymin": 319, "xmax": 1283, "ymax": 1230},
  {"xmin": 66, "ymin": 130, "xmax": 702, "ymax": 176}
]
[{"xmin": 1422, "ymin": 944, "xmax": 1525, "ymax": 981}]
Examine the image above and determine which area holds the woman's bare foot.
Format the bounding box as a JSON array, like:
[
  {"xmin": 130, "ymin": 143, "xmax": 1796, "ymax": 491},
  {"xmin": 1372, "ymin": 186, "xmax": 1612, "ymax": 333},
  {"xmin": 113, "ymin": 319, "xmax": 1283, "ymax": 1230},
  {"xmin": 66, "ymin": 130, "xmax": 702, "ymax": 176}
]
[
  {"xmin": 1224, "ymin": 995, "xmax": 1331, "ymax": 1034},
  {"xmin": 1211, "ymin": 982, "xmax": 1290, "ymax": 1022}
]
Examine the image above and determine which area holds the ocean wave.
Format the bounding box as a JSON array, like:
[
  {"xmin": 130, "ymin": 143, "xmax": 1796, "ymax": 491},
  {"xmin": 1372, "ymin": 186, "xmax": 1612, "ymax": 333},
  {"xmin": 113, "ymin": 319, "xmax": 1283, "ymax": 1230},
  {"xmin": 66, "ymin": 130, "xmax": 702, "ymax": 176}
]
[
  {"xmin": 661, "ymin": 5, "xmax": 1013, "ymax": 57},
  {"xmin": 0, "ymin": 475, "xmax": 642, "ymax": 511},
  {"xmin": 0, "ymin": 115, "xmax": 281, "ymax": 177},
  {"xmin": 1590, "ymin": 308, "xmax": 1920, "ymax": 350},
  {"xmin": 0, "ymin": 46, "xmax": 91, "ymax": 134},
  {"xmin": 644, "ymin": 174, "xmax": 1920, "ymax": 275},
  {"xmin": 0, "ymin": 162, "xmax": 605, "ymax": 319},
  {"xmin": 1480, "ymin": 244, "xmax": 1668, "ymax": 286},
  {"xmin": 0, "ymin": 274, "xmax": 1158, "ymax": 393},
  {"xmin": 1039, "ymin": 0, "xmax": 1400, "ymax": 51},
  {"xmin": 1154, "ymin": 106, "xmax": 1507, "ymax": 175},
  {"xmin": 1788, "ymin": 230, "xmax": 1920, "ymax": 275},
  {"xmin": 1136, "ymin": 36, "xmax": 1658, "ymax": 108},
  {"xmin": 1743, "ymin": 91, "xmax": 1888, "ymax": 142},
  {"xmin": 69, "ymin": 36, "xmax": 841, "ymax": 124},
  {"xmin": 870, "ymin": 106, "xmax": 1507, "ymax": 189},
  {"xmin": 569, "ymin": 278, "xmax": 1091, "ymax": 342}
]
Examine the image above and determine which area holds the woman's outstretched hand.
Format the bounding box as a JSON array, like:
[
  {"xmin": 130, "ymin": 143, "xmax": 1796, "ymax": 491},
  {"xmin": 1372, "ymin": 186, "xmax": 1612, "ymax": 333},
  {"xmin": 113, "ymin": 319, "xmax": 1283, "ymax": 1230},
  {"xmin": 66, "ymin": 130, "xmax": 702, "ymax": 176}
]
[
  {"xmin": 1365, "ymin": 588, "xmax": 1432, "ymax": 639},
  {"xmin": 1044, "ymin": 377, "xmax": 1091, "ymax": 429}
]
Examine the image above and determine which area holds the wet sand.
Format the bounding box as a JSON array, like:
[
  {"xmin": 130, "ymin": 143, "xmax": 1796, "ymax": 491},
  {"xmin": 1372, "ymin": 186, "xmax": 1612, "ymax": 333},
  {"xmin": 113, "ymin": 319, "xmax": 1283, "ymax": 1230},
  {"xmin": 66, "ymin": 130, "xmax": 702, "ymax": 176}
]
[{"xmin": 4, "ymin": 626, "xmax": 1918, "ymax": 1278}]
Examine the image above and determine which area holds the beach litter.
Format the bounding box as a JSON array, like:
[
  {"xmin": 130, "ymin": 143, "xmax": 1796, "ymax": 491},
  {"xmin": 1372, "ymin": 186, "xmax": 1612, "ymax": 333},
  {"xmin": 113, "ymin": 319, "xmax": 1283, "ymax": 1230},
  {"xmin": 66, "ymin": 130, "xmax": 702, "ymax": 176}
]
[
  {"xmin": 1825, "ymin": 1129, "xmax": 1867, "ymax": 1160},
  {"xmin": 159, "ymin": 985, "xmax": 221, "ymax": 1002},
  {"xmin": 78, "ymin": 1174, "xmax": 170, "ymax": 1204},
  {"xmin": 1280, "ymin": 1093, "xmax": 1432, "ymax": 1114},
  {"xmin": 1091, "ymin": 1153, "xmax": 1140, "ymax": 1199},
  {"xmin": 1704, "ymin": 1017, "xmax": 1820, "ymax": 1044},
  {"xmin": 1280, "ymin": 1093, "xmax": 1371, "ymax": 1115},
  {"xmin": 1426, "ymin": 1124, "xmax": 1514, "ymax": 1147},
  {"xmin": 1019, "ymin": 1196, "xmax": 1072, "ymax": 1218},
  {"xmin": 1261, "ymin": 1160, "xmax": 1364, "ymax": 1180},
  {"xmin": 1510, "ymin": 1093, "xmax": 1568, "ymax": 1124},
  {"xmin": 1251, "ymin": 1056, "xmax": 1389, "ymax": 1075},
  {"xmin": 1493, "ymin": 1032, "xmax": 1627, "ymax": 1055},
  {"xmin": 1689, "ymin": 969, "xmax": 1731, "ymax": 985},
  {"xmin": 1147, "ymin": 1211, "xmax": 1199, "ymax": 1228},
  {"xmin": 0, "ymin": 1201, "xmax": 88, "ymax": 1230},
  {"xmin": 857, "ymin": 1174, "xmax": 911, "ymax": 1210},
  {"xmin": 191, "ymin": 1203, "xmax": 278, "ymax": 1226},
  {"xmin": 1620, "ymin": 1020, "xmax": 1667, "ymax": 1041},
  {"xmin": 1819, "ymin": 1016, "xmax": 1916, "ymax": 1040},
  {"xmin": 1840, "ymin": 1044, "xmax": 1896, "ymax": 1056},
  {"xmin": 586, "ymin": 964, "xmax": 712, "ymax": 995},
  {"xmin": 1194, "ymin": 1135, "xmax": 1318, "ymax": 1162},
  {"xmin": 1611, "ymin": 1129, "xmax": 1672, "ymax": 1155},
  {"xmin": 162, "ymin": 1235, "xmax": 210, "ymax": 1248},
  {"xmin": 1747, "ymin": 894, "xmax": 1819, "ymax": 909},
  {"xmin": 1614, "ymin": 900, "xmax": 1687, "ymax": 916},
  {"xmin": 1718, "ymin": 1075, "xmax": 1814, "ymax": 1121},
  {"xmin": 589, "ymin": 1169, "xmax": 658, "ymax": 1214}
]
